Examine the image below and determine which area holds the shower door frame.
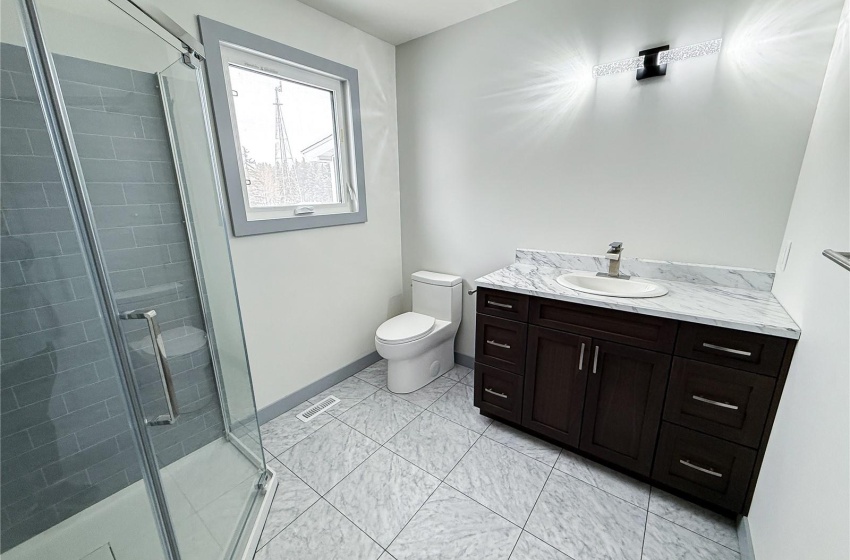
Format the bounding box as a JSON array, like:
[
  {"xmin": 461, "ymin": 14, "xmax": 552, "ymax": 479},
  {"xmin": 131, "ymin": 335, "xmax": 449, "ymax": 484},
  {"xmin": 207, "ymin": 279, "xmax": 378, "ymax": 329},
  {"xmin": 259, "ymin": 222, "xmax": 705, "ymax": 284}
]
[{"xmin": 15, "ymin": 0, "xmax": 275, "ymax": 559}]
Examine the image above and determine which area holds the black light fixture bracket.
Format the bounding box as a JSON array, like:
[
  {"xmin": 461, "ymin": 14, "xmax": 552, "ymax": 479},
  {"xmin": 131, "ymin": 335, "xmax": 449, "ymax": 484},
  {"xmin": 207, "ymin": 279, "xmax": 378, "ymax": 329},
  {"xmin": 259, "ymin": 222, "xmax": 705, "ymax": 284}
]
[{"xmin": 636, "ymin": 45, "xmax": 670, "ymax": 81}]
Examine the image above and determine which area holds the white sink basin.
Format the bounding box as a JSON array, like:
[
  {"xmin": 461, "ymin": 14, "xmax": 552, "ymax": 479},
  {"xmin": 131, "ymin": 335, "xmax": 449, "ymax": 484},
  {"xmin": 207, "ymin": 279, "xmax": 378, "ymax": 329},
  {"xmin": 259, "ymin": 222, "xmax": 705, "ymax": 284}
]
[{"xmin": 556, "ymin": 272, "xmax": 668, "ymax": 298}]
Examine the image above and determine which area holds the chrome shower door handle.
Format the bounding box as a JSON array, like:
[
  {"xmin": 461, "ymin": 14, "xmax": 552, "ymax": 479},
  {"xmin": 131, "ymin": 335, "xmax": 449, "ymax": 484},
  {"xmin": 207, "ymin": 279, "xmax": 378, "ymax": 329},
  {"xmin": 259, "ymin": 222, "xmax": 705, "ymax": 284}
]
[{"xmin": 120, "ymin": 309, "xmax": 179, "ymax": 426}]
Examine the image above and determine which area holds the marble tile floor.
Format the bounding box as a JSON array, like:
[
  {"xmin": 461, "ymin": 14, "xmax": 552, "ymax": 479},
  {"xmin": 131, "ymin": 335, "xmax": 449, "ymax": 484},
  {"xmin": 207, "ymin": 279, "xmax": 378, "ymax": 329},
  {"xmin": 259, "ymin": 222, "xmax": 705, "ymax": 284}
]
[{"xmin": 255, "ymin": 359, "xmax": 741, "ymax": 560}]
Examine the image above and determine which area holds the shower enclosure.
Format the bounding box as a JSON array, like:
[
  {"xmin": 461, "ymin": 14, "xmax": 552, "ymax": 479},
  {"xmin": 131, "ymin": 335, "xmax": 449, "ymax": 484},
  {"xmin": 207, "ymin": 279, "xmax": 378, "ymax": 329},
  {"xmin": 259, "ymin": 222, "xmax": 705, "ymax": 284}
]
[{"xmin": 1, "ymin": 0, "xmax": 274, "ymax": 559}]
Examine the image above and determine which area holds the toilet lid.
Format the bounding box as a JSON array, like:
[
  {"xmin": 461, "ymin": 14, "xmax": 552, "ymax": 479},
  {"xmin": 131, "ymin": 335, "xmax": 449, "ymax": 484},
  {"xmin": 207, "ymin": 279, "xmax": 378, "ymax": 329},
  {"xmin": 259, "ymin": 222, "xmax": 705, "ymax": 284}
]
[{"xmin": 376, "ymin": 312, "xmax": 436, "ymax": 344}]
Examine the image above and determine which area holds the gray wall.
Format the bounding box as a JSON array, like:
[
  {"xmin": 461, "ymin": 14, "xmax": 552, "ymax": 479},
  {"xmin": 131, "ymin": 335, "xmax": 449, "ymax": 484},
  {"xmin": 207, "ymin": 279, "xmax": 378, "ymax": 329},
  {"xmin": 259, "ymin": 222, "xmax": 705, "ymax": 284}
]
[{"xmin": 0, "ymin": 44, "xmax": 222, "ymax": 550}]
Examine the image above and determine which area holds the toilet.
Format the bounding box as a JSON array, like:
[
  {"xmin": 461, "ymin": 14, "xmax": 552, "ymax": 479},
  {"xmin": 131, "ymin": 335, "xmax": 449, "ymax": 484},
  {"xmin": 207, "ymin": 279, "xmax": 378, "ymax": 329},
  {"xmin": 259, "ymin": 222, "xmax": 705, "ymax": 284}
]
[{"xmin": 376, "ymin": 271, "xmax": 463, "ymax": 393}]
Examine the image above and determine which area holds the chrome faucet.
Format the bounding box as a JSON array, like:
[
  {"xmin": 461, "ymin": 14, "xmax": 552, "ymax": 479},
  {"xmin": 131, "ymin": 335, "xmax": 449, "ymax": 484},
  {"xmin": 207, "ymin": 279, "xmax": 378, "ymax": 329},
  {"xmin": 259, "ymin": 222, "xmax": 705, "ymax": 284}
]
[{"xmin": 600, "ymin": 242, "xmax": 628, "ymax": 279}]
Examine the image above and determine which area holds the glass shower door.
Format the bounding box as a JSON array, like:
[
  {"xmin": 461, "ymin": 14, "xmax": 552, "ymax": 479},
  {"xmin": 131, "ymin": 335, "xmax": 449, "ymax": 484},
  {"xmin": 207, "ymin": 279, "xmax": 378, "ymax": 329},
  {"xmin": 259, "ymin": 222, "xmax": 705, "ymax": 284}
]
[{"xmin": 2, "ymin": 0, "xmax": 270, "ymax": 559}]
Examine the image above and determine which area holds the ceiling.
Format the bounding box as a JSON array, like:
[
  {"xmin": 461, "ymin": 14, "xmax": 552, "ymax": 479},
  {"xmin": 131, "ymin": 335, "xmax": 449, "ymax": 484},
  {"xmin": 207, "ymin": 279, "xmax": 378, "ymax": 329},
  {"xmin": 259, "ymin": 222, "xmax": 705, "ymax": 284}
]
[{"xmin": 296, "ymin": 0, "xmax": 521, "ymax": 45}]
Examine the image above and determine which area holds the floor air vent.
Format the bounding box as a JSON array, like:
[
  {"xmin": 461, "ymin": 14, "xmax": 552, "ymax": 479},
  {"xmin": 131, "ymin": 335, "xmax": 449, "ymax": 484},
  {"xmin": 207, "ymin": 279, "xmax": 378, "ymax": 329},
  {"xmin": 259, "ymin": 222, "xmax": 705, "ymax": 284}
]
[{"xmin": 297, "ymin": 396, "xmax": 339, "ymax": 422}]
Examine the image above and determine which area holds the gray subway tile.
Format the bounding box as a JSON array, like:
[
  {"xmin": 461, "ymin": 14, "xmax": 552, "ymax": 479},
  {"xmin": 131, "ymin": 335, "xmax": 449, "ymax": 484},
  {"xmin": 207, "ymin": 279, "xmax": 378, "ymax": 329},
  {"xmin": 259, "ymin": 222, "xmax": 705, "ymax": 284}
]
[
  {"xmin": 140, "ymin": 116, "xmax": 167, "ymax": 140},
  {"xmin": 56, "ymin": 231, "xmax": 83, "ymax": 255},
  {"xmin": 2, "ymin": 278, "xmax": 76, "ymax": 313},
  {"xmin": 57, "ymin": 80, "xmax": 104, "ymax": 110},
  {"xmin": 132, "ymin": 223, "xmax": 187, "ymax": 246},
  {"xmin": 25, "ymin": 129, "xmax": 54, "ymax": 156},
  {"xmin": 159, "ymin": 203, "xmax": 184, "ymax": 224},
  {"xmin": 2, "ymin": 323, "xmax": 88, "ymax": 365},
  {"xmin": 1, "ymin": 128, "xmax": 33, "ymax": 155},
  {"xmin": 123, "ymin": 182, "xmax": 179, "ymax": 204},
  {"xmin": 1, "ymin": 309, "xmax": 41, "ymax": 339},
  {"xmin": 112, "ymin": 137, "xmax": 171, "ymax": 162},
  {"xmin": 0, "ymin": 44, "xmax": 31, "ymax": 73},
  {"xmin": 103, "ymin": 245, "xmax": 170, "ymax": 272},
  {"xmin": 70, "ymin": 133, "xmax": 116, "ymax": 159},
  {"xmin": 167, "ymin": 243, "xmax": 191, "ymax": 263},
  {"xmin": 67, "ymin": 106, "xmax": 143, "ymax": 138},
  {"xmin": 52, "ymin": 340, "xmax": 112, "ymax": 373},
  {"xmin": 62, "ymin": 377, "xmax": 120, "ymax": 414},
  {"xmin": 85, "ymin": 447, "xmax": 135, "ymax": 485},
  {"xmin": 1, "ymin": 70, "xmax": 16, "ymax": 99},
  {"xmin": 93, "ymin": 204, "xmax": 162, "ymax": 228},
  {"xmin": 0, "ymin": 353, "xmax": 55, "ymax": 389},
  {"xmin": 2, "ymin": 207, "xmax": 74, "ymax": 234},
  {"xmin": 54, "ymin": 55, "xmax": 134, "ymax": 91},
  {"xmin": 8, "ymin": 71, "xmax": 37, "ymax": 103},
  {"xmin": 142, "ymin": 261, "xmax": 194, "ymax": 285},
  {"xmin": 1, "ymin": 232, "xmax": 62, "ymax": 261},
  {"xmin": 70, "ymin": 276, "xmax": 94, "ymax": 300},
  {"xmin": 0, "ymin": 99, "xmax": 46, "ymax": 129},
  {"xmin": 21, "ymin": 254, "xmax": 88, "ymax": 283},
  {"xmin": 27, "ymin": 401, "xmax": 108, "ymax": 449},
  {"xmin": 100, "ymin": 87, "xmax": 163, "ymax": 118},
  {"xmin": 41, "ymin": 437, "xmax": 119, "ymax": 485},
  {"xmin": 79, "ymin": 158, "xmax": 154, "ymax": 183},
  {"xmin": 1, "ymin": 155, "xmax": 61, "ymax": 182},
  {"xmin": 1, "ymin": 183, "xmax": 48, "ymax": 208},
  {"xmin": 85, "ymin": 183, "xmax": 127, "ymax": 206},
  {"xmin": 95, "ymin": 227, "xmax": 135, "ymax": 250},
  {"xmin": 75, "ymin": 416, "xmax": 129, "ymax": 451},
  {"xmin": 1, "ymin": 261, "xmax": 25, "ymax": 287},
  {"xmin": 42, "ymin": 182, "xmax": 69, "ymax": 207},
  {"xmin": 11, "ymin": 362, "xmax": 98, "ymax": 406},
  {"xmin": 36, "ymin": 297, "xmax": 100, "ymax": 329},
  {"xmin": 130, "ymin": 70, "xmax": 159, "ymax": 94},
  {"xmin": 108, "ymin": 269, "xmax": 145, "ymax": 292},
  {"xmin": 150, "ymin": 161, "xmax": 176, "ymax": 183}
]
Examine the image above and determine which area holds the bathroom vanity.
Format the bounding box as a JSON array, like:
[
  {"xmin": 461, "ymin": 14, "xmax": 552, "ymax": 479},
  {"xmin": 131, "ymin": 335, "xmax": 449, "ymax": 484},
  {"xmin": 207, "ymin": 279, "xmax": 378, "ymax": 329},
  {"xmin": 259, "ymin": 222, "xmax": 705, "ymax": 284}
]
[{"xmin": 473, "ymin": 250, "xmax": 800, "ymax": 516}]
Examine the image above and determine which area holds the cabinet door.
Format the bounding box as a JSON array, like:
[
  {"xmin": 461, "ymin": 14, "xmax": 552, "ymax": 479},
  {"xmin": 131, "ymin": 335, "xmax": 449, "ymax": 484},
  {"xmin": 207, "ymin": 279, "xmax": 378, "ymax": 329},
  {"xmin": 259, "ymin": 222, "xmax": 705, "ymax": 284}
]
[
  {"xmin": 580, "ymin": 340, "xmax": 671, "ymax": 475},
  {"xmin": 522, "ymin": 326, "xmax": 591, "ymax": 447}
]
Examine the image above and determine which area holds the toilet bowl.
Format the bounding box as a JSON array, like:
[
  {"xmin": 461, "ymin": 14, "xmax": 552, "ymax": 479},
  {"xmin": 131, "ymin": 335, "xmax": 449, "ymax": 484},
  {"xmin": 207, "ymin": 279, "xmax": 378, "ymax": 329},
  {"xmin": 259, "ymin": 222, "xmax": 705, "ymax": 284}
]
[{"xmin": 376, "ymin": 271, "xmax": 463, "ymax": 393}]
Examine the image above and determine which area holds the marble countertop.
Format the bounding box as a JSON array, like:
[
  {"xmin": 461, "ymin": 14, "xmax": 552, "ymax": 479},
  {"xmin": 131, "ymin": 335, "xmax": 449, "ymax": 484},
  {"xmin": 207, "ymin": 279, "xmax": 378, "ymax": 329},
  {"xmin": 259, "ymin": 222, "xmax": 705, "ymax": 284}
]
[{"xmin": 476, "ymin": 263, "xmax": 800, "ymax": 339}]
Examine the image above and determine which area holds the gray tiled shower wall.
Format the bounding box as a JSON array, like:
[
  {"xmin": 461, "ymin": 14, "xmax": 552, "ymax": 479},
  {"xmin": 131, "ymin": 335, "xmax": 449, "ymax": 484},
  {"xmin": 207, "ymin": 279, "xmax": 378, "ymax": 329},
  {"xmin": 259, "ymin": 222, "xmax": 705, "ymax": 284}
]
[{"xmin": 0, "ymin": 44, "xmax": 224, "ymax": 550}]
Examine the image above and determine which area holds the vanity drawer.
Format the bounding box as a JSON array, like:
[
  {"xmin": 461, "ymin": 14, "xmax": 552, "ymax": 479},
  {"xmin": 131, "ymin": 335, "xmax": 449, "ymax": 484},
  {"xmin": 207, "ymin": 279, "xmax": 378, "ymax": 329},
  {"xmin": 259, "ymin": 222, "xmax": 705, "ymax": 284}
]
[
  {"xmin": 475, "ymin": 314, "xmax": 527, "ymax": 375},
  {"xmin": 675, "ymin": 323, "xmax": 788, "ymax": 377},
  {"xmin": 477, "ymin": 288, "xmax": 529, "ymax": 322},
  {"xmin": 652, "ymin": 423, "xmax": 757, "ymax": 512},
  {"xmin": 474, "ymin": 363, "xmax": 523, "ymax": 423},
  {"xmin": 664, "ymin": 359, "xmax": 775, "ymax": 447},
  {"xmin": 530, "ymin": 298, "xmax": 678, "ymax": 353}
]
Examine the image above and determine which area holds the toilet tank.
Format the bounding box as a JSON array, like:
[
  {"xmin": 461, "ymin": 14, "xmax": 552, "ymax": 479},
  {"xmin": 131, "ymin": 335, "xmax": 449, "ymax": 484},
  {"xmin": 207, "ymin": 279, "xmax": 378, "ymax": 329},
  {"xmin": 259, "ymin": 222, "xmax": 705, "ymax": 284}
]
[{"xmin": 411, "ymin": 271, "xmax": 463, "ymax": 324}]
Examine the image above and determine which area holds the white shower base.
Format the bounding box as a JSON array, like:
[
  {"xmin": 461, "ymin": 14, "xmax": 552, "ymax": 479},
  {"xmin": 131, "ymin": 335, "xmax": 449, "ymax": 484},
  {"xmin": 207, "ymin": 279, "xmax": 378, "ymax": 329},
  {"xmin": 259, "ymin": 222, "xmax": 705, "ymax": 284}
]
[{"xmin": 5, "ymin": 438, "xmax": 269, "ymax": 560}]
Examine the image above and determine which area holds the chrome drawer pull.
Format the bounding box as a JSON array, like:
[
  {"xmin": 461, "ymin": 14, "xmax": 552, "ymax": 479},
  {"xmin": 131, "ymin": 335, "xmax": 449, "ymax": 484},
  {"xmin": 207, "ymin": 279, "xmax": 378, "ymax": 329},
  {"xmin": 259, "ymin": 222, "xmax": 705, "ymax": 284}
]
[
  {"xmin": 679, "ymin": 459, "xmax": 723, "ymax": 478},
  {"xmin": 488, "ymin": 300, "xmax": 513, "ymax": 310},
  {"xmin": 485, "ymin": 388, "xmax": 508, "ymax": 399},
  {"xmin": 692, "ymin": 395, "xmax": 739, "ymax": 410},
  {"xmin": 487, "ymin": 340, "xmax": 511, "ymax": 349},
  {"xmin": 592, "ymin": 346, "xmax": 600, "ymax": 374},
  {"xmin": 702, "ymin": 342, "xmax": 752, "ymax": 357},
  {"xmin": 578, "ymin": 343, "xmax": 586, "ymax": 371}
]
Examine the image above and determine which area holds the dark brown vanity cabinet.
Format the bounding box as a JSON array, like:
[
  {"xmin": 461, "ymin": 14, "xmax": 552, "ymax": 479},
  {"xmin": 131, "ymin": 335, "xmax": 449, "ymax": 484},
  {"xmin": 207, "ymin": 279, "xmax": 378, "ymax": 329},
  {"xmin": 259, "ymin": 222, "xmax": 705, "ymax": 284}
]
[{"xmin": 473, "ymin": 287, "xmax": 796, "ymax": 515}]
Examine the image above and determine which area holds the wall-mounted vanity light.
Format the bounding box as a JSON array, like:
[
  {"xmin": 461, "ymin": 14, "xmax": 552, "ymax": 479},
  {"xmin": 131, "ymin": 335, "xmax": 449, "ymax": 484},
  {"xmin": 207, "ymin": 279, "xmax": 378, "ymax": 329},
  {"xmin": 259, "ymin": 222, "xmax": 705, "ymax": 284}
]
[{"xmin": 592, "ymin": 39, "xmax": 722, "ymax": 80}]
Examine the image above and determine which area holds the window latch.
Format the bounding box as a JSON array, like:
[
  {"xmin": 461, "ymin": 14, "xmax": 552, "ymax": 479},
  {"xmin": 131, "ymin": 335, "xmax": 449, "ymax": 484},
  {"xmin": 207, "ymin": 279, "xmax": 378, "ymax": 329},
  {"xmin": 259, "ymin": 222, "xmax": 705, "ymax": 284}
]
[{"xmin": 294, "ymin": 206, "xmax": 315, "ymax": 215}]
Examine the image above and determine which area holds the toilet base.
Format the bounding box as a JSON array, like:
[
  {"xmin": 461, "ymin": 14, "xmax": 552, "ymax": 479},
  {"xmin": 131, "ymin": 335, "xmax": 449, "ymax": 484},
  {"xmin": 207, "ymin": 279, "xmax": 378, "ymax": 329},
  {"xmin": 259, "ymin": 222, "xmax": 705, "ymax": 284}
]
[{"xmin": 386, "ymin": 338, "xmax": 454, "ymax": 394}]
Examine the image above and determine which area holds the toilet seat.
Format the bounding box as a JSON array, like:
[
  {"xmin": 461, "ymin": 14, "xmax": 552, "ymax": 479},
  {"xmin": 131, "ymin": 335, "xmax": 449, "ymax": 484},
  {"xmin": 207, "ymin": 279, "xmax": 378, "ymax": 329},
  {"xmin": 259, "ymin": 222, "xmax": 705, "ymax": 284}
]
[{"xmin": 376, "ymin": 312, "xmax": 436, "ymax": 345}]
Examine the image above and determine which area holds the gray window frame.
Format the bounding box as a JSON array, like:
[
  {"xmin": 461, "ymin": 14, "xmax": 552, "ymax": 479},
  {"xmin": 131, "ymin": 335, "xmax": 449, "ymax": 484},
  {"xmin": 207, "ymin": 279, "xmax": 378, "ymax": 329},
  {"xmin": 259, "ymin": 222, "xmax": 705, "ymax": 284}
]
[{"xmin": 198, "ymin": 17, "xmax": 367, "ymax": 236}]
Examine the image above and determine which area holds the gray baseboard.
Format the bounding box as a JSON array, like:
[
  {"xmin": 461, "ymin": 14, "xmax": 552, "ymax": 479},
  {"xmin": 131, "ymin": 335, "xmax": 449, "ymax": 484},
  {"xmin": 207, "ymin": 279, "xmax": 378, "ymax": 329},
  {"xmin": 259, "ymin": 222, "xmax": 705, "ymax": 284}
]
[
  {"xmin": 737, "ymin": 516, "xmax": 756, "ymax": 560},
  {"xmin": 257, "ymin": 351, "xmax": 381, "ymax": 425},
  {"xmin": 455, "ymin": 352, "xmax": 474, "ymax": 368}
]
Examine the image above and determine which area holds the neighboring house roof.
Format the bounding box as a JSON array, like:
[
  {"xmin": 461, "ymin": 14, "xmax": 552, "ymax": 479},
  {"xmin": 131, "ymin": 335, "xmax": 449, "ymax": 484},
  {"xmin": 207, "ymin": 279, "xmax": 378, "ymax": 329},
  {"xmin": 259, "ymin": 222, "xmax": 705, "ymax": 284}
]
[{"xmin": 301, "ymin": 134, "xmax": 335, "ymax": 161}]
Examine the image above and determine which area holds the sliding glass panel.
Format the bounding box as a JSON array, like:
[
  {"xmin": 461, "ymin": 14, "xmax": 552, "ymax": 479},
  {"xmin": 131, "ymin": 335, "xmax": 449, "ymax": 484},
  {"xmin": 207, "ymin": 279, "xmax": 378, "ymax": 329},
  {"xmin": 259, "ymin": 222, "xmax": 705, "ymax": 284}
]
[{"xmin": 0, "ymin": 1, "xmax": 168, "ymax": 558}]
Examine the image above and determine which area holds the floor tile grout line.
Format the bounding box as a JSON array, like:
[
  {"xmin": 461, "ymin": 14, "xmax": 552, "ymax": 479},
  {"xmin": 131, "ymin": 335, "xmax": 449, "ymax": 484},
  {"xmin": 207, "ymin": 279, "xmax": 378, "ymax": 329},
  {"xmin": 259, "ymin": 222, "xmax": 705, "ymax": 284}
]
[
  {"xmin": 254, "ymin": 484, "xmax": 321, "ymax": 553},
  {"xmin": 639, "ymin": 509, "xmax": 651, "ymax": 559},
  {"xmin": 320, "ymin": 495, "xmax": 388, "ymax": 554},
  {"xmin": 479, "ymin": 429, "xmax": 560, "ymax": 470},
  {"xmin": 549, "ymin": 461, "xmax": 651, "ymax": 512},
  {"xmin": 382, "ymin": 475, "xmax": 445, "ymax": 553}
]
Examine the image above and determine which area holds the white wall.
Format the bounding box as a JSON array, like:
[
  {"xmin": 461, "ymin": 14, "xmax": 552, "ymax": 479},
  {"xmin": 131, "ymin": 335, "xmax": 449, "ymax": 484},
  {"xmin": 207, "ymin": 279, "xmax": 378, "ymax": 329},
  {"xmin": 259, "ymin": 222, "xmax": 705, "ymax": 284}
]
[
  {"xmin": 748, "ymin": 3, "xmax": 849, "ymax": 559},
  {"xmin": 396, "ymin": 0, "xmax": 844, "ymax": 357},
  {"xmin": 147, "ymin": 0, "xmax": 403, "ymax": 410}
]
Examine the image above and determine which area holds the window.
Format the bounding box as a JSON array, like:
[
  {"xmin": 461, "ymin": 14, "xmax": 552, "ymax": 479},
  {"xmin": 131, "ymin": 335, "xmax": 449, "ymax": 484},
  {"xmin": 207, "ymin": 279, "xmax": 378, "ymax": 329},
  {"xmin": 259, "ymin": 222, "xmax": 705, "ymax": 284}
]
[{"xmin": 199, "ymin": 18, "xmax": 367, "ymax": 235}]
